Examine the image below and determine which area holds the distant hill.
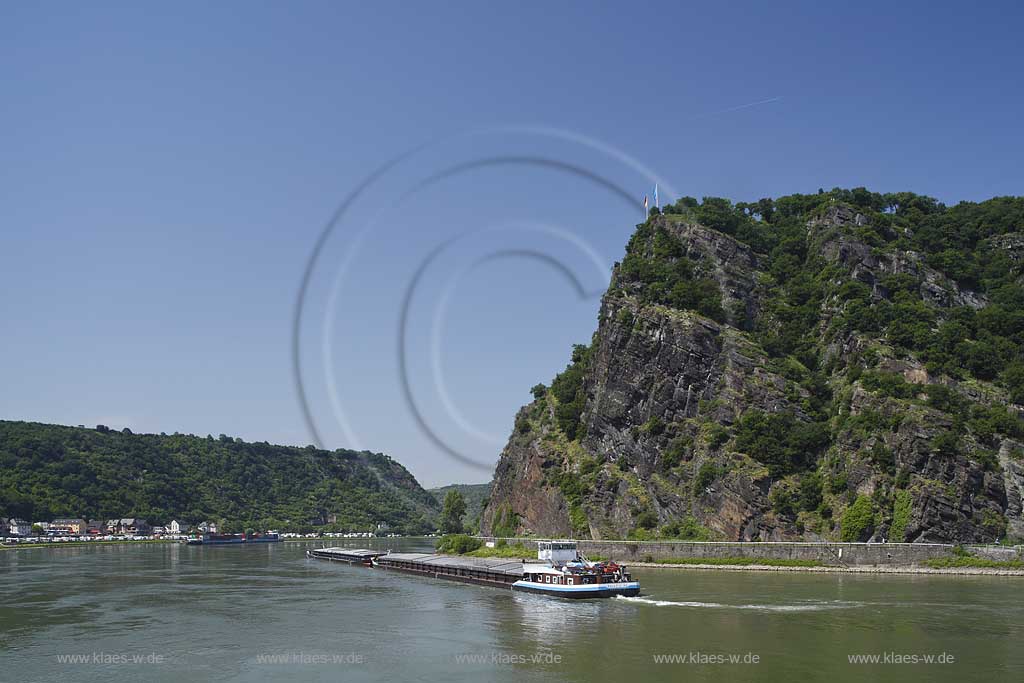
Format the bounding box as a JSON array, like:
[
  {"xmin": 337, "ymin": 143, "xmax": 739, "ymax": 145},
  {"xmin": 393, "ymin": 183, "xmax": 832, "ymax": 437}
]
[
  {"xmin": 0, "ymin": 420, "xmax": 439, "ymax": 534},
  {"xmin": 428, "ymin": 482, "xmax": 492, "ymax": 530}
]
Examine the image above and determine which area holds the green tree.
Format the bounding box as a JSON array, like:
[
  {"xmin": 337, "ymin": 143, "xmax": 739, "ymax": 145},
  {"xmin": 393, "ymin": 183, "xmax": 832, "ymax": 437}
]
[
  {"xmin": 1003, "ymin": 363, "xmax": 1024, "ymax": 404},
  {"xmin": 440, "ymin": 489, "xmax": 467, "ymax": 534},
  {"xmin": 841, "ymin": 495, "xmax": 875, "ymax": 541},
  {"xmin": 734, "ymin": 411, "xmax": 829, "ymax": 477}
]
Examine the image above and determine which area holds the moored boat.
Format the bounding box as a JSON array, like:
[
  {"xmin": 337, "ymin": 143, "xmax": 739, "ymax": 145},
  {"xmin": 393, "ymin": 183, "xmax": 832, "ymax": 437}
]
[
  {"xmin": 246, "ymin": 531, "xmax": 281, "ymax": 543},
  {"xmin": 186, "ymin": 531, "xmax": 280, "ymax": 545}
]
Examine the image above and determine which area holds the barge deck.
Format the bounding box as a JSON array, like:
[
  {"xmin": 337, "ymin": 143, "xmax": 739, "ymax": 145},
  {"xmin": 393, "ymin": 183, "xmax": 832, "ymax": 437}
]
[
  {"xmin": 375, "ymin": 553, "xmax": 524, "ymax": 588},
  {"xmin": 308, "ymin": 548, "xmax": 388, "ymax": 565}
]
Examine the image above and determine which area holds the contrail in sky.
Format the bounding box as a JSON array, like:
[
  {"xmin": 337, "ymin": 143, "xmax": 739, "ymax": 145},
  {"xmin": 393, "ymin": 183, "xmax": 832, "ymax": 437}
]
[{"xmin": 691, "ymin": 96, "xmax": 783, "ymax": 120}]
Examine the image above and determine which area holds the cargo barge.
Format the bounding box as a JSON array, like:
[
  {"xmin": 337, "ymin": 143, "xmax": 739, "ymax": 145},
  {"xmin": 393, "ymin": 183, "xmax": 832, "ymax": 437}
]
[
  {"xmin": 307, "ymin": 548, "xmax": 388, "ymax": 565},
  {"xmin": 310, "ymin": 540, "xmax": 639, "ymax": 599},
  {"xmin": 377, "ymin": 552, "xmax": 525, "ymax": 588}
]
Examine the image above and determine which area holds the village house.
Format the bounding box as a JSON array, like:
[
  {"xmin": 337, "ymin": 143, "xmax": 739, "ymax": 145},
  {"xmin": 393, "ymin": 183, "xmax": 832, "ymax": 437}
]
[
  {"xmin": 168, "ymin": 520, "xmax": 181, "ymax": 534},
  {"xmin": 86, "ymin": 520, "xmax": 104, "ymax": 535},
  {"xmin": 197, "ymin": 521, "xmax": 218, "ymax": 534},
  {"xmin": 110, "ymin": 518, "xmax": 152, "ymax": 535},
  {"xmin": 50, "ymin": 518, "xmax": 87, "ymax": 535},
  {"xmin": 8, "ymin": 519, "xmax": 31, "ymax": 537}
]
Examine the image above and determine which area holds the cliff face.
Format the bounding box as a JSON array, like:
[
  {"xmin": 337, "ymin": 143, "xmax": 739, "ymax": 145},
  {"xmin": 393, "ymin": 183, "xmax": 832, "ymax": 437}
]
[{"xmin": 482, "ymin": 192, "xmax": 1024, "ymax": 544}]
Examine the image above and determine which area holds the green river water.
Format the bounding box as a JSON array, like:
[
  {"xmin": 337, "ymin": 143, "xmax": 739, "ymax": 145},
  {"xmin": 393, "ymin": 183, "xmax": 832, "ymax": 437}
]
[{"xmin": 1, "ymin": 538, "xmax": 1021, "ymax": 682}]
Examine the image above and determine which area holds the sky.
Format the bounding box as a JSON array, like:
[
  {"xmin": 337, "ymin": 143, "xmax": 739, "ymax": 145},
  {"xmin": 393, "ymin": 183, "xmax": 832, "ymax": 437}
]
[{"xmin": 2, "ymin": 1, "xmax": 1023, "ymax": 488}]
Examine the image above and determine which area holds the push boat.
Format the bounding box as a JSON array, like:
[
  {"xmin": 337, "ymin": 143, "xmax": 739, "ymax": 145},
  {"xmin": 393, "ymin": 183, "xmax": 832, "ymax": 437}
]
[
  {"xmin": 511, "ymin": 541, "xmax": 639, "ymax": 599},
  {"xmin": 309, "ymin": 539, "xmax": 640, "ymax": 599}
]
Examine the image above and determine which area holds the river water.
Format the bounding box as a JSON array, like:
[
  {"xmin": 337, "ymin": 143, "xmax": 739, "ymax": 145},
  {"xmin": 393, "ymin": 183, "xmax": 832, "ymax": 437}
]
[{"xmin": 1, "ymin": 538, "xmax": 1021, "ymax": 682}]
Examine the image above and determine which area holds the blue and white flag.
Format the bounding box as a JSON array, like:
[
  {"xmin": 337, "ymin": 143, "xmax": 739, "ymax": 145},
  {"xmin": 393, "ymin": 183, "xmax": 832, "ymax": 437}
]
[{"xmin": 654, "ymin": 183, "xmax": 659, "ymax": 209}]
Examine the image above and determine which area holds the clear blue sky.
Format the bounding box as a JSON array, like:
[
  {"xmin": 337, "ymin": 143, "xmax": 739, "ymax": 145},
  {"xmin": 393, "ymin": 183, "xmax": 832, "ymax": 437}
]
[{"xmin": 2, "ymin": 1, "xmax": 1022, "ymax": 487}]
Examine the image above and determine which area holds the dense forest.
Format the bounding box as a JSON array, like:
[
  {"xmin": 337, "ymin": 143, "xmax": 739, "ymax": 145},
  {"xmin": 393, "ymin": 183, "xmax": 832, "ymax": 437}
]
[
  {"xmin": 484, "ymin": 189, "xmax": 1024, "ymax": 543},
  {"xmin": 0, "ymin": 420, "xmax": 439, "ymax": 534}
]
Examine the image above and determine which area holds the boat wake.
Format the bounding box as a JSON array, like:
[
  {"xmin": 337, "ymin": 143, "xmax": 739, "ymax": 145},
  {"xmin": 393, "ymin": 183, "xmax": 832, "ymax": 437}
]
[{"xmin": 614, "ymin": 596, "xmax": 862, "ymax": 612}]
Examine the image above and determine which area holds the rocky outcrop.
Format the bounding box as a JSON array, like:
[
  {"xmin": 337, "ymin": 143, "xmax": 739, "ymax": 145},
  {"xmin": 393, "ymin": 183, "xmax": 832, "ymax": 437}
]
[
  {"xmin": 575, "ymin": 298, "xmax": 802, "ymax": 539},
  {"xmin": 812, "ymin": 205, "xmax": 988, "ymax": 309},
  {"xmin": 482, "ymin": 200, "xmax": 1024, "ymax": 544},
  {"xmin": 480, "ymin": 406, "xmax": 573, "ymax": 538},
  {"xmin": 998, "ymin": 440, "xmax": 1024, "ymax": 540}
]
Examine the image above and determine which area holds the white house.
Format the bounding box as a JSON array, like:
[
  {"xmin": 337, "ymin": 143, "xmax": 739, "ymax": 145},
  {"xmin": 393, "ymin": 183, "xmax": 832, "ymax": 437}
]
[
  {"xmin": 168, "ymin": 520, "xmax": 181, "ymax": 534},
  {"xmin": 197, "ymin": 521, "xmax": 218, "ymax": 534},
  {"xmin": 9, "ymin": 519, "xmax": 31, "ymax": 536}
]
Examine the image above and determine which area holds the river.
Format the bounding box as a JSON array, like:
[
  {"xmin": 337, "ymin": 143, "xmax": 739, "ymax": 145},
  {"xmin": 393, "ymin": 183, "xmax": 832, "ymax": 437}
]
[{"xmin": 1, "ymin": 538, "xmax": 1021, "ymax": 681}]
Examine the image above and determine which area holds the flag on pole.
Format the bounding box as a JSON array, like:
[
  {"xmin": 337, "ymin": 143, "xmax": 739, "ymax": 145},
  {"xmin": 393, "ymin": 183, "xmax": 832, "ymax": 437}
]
[
  {"xmin": 643, "ymin": 195, "xmax": 648, "ymax": 216},
  {"xmin": 654, "ymin": 184, "xmax": 659, "ymax": 209}
]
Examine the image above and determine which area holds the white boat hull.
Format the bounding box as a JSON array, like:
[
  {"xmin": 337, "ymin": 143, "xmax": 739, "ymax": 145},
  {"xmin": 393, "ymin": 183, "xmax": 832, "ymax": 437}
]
[{"xmin": 511, "ymin": 579, "xmax": 640, "ymax": 599}]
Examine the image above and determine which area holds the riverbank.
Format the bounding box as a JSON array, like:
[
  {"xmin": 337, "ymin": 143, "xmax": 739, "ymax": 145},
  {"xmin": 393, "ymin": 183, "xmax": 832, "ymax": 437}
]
[
  {"xmin": 461, "ymin": 545, "xmax": 1024, "ymax": 575},
  {"xmin": 632, "ymin": 561, "xmax": 1024, "ymax": 576},
  {"xmin": 475, "ymin": 536, "xmax": 1024, "ymax": 573},
  {"xmin": 1, "ymin": 539, "xmax": 178, "ymax": 550},
  {"xmin": 1, "ymin": 536, "xmax": 424, "ymax": 551}
]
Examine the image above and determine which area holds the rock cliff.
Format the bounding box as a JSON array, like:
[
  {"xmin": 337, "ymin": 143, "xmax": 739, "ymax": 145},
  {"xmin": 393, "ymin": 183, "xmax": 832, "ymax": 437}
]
[{"xmin": 482, "ymin": 191, "xmax": 1024, "ymax": 543}]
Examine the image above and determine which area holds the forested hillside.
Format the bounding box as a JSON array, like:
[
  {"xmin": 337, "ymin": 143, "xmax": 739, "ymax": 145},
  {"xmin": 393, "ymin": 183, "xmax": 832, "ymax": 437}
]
[{"xmin": 0, "ymin": 420, "xmax": 438, "ymax": 533}]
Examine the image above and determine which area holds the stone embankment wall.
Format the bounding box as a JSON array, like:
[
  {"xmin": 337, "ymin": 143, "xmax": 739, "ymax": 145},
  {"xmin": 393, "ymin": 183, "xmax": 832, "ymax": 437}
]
[{"xmin": 477, "ymin": 537, "xmax": 1023, "ymax": 567}]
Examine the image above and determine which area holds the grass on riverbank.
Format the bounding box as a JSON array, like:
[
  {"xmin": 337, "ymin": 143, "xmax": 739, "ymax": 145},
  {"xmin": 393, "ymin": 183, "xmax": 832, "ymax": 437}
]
[
  {"xmin": 650, "ymin": 557, "xmax": 824, "ymax": 567},
  {"xmin": 923, "ymin": 556, "xmax": 1024, "ymax": 569},
  {"xmin": 465, "ymin": 542, "xmax": 532, "ymax": 558}
]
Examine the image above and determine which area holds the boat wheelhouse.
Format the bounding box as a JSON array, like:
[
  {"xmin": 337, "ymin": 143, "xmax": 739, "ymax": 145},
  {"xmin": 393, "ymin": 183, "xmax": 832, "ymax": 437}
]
[{"xmin": 512, "ymin": 540, "xmax": 640, "ymax": 599}]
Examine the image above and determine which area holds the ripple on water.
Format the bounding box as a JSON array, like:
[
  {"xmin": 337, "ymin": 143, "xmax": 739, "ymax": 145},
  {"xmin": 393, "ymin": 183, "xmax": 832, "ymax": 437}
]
[{"xmin": 614, "ymin": 595, "xmax": 866, "ymax": 611}]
